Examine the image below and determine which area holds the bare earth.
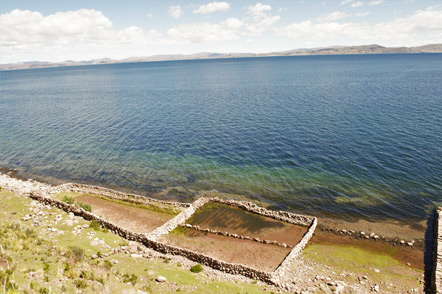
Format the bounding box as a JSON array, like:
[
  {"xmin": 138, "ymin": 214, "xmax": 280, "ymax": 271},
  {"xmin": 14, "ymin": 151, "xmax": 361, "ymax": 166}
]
[
  {"xmin": 160, "ymin": 227, "xmax": 291, "ymax": 272},
  {"xmin": 75, "ymin": 195, "xmax": 174, "ymax": 233}
]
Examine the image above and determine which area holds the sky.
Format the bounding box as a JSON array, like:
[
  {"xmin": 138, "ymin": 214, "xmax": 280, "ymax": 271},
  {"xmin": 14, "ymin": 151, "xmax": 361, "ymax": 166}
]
[{"xmin": 1, "ymin": 0, "xmax": 441, "ymax": 63}]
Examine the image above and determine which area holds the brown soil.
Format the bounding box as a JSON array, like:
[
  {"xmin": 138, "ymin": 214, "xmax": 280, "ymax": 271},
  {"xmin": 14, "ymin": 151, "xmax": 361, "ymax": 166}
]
[
  {"xmin": 309, "ymin": 230, "xmax": 425, "ymax": 270},
  {"xmin": 0, "ymin": 259, "xmax": 8, "ymax": 270},
  {"xmin": 188, "ymin": 202, "xmax": 308, "ymax": 246},
  {"xmin": 75, "ymin": 195, "xmax": 174, "ymax": 233},
  {"xmin": 160, "ymin": 227, "xmax": 291, "ymax": 272}
]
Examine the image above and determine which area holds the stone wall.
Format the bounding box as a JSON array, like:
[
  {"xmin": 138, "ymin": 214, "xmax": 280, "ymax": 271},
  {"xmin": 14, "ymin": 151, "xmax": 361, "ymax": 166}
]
[
  {"xmin": 210, "ymin": 197, "xmax": 314, "ymax": 227},
  {"xmin": 54, "ymin": 183, "xmax": 190, "ymax": 209},
  {"xmin": 181, "ymin": 224, "xmax": 291, "ymax": 248},
  {"xmin": 147, "ymin": 197, "xmax": 210, "ymax": 240},
  {"xmin": 433, "ymin": 208, "xmax": 442, "ymax": 293},
  {"xmin": 29, "ymin": 192, "xmax": 275, "ymax": 284},
  {"xmin": 29, "ymin": 188, "xmax": 317, "ymax": 286},
  {"xmin": 273, "ymin": 217, "xmax": 317, "ymax": 280}
]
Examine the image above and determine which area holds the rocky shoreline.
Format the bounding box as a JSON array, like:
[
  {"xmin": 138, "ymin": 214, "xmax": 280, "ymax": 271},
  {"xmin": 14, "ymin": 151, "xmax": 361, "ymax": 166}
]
[{"xmin": 0, "ymin": 171, "xmax": 429, "ymax": 293}]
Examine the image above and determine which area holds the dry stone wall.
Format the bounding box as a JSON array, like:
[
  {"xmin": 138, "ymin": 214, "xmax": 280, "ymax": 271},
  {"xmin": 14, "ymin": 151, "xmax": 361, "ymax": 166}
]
[
  {"xmin": 181, "ymin": 224, "xmax": 291, "ymax": 248},
  {"xmin": 210, "ymin": 197, "xmax": 314, "ymax": 227},
  {"xmin": 433, "ymin": 208, "xmax": 442, "ymax": 293},
  {"xmin": 273, "ymin": 218, "xmax": 317, "ymax": 280},
  {"xmin": 29, "ymin": 192, "xmax": 275, "ymax": 284},
  {"xmin": 29, "ymin": 188, "xmax": 317, "ymax": 286},
  {"xmin": 55, "ymin": 183, "xmax": 189, "ymax": 208},
  {"xmin": 147, "ymin": 197, "xmax": 210, "ymax": 240}
]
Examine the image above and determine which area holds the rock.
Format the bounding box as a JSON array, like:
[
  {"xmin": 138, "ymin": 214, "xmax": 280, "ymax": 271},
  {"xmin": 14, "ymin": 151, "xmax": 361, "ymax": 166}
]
[
  {"xmin": 281, "ymin": 242, "xmax": 288, "ymax": 248},
  {"xmin": 111, "ymin": 259, "xmax": 119, "ymax": 264},
  {"xmin": 131, "ymin": 254, "xmax": 143, "ymax": 258},
  {"xmin": 83, "ymin": 224, "xmax": 89, "ymax": 228},
  {"xmin": 185, "ymin": 224, "xmax": 192, "ymax": 228},
  {"xmin": 400, "ymin": 240, "xmax": 405, "ymax": 244},
  {"xmin": 407, "ymin": 242, "xmax": 413, "ymax": 246},
  {"xmin": 65, "ymin": 220, "xmax": 74, "ymax": 226},
  {"xmin": 374, "ymin": 284, "xmax": 380, "ymax": 292},
  {"xmin": 335, "ymin": 284, "xmax": 345, "ymax": 293},
  {"xmin": 90, "ymin": 239, "xmax": 100, "ymax": 246},
  {"xmin": 91, "ymin": 254, "xmax": 98, "ymax": 259},
  {"xmin": 156, "ymin": 276, "xmax": 167, "ymax": 283},
  {"xmin": 373, "ymin": 268, "xmax": 380, "ymax": 273}
]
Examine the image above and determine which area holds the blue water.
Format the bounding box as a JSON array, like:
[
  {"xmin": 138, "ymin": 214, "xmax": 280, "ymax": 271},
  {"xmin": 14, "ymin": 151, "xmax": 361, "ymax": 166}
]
[{"xmin": 1, "ymin": 54, "xmax": 441, "ymax": 221}]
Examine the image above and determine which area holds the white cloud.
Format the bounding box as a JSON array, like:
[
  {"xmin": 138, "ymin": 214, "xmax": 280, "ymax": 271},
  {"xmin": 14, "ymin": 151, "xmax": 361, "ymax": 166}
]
[
  {"xmin": 356, "ymin": 11, "xmax": 370, "ymax": 16},
  {"xmin": 244, "ymin": 3, "xmax": 280, "ymax": 36},
  {"xmin": 247, "ymin": 3, "xmax": 272, "ymax": 20},
  {"xmin": 0, "ymin": 9, "xmax": 167, "ymax": 63},
  {"xmin": 169, "ymin": 5, "xmax": 183, "ymax": 18},
  {"xmin": 351, "ymin": 1, "xmax": 364, "ymax": 7},
  {"xmin": 369, "ymin": 0, "xmax": 383, "ymax": 5},
  {"xmin": 278, "ymin": 7, "xmax": 287, "ymax": 13},
  {"xmin": 193, "ymin": 2, "xmax": 230, "ymax": 14},
  {"xmin": 340, "ymin": 0, "xmax": 353, "ymax": 5},
  {"xmin": 167, "ymin": 18, "xmax": 242, "ymax": 42},
  {"xmin": 276, "ymin": 6, "xmax": 442, "ymax": 45},
  {"xmin": 316, "ymin": 11, "xmax": 350, "ymax": 22},
  {"xmin": 146, "ymin": 13, "xmax": 153, "ymax": 18}
]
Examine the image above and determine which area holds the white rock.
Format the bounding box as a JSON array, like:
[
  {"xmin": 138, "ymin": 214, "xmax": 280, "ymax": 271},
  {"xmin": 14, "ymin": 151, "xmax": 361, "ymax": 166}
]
[
  {"xmin": 156, "ymin": 276, "xmax": 167, "ymax": 283},
  {"xmin": 65, "ymin": 220, "xmax": 74, "ymax": 226},
  {"xmin": 131, "ymin": 254, "xmax": 143, "ymax": 258}
]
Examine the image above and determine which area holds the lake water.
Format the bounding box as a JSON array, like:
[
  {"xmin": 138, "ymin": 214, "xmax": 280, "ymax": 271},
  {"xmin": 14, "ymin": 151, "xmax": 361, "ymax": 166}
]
[{"xmin": 1, "ymin": 54, "xmax": 441, "ymax": 222}]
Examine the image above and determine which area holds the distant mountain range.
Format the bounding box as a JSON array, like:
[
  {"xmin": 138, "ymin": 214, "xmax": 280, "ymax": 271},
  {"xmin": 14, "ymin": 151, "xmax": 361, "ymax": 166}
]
[{"xmin": 1, "ymin": 44, "xmax": 441, "ymax": 71}]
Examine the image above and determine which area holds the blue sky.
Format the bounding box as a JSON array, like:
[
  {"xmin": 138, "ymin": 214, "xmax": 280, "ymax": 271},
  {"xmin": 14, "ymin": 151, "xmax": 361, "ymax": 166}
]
[{"xmin": 1, "ymin": 0, "xmax": 441, "ymax": 63}]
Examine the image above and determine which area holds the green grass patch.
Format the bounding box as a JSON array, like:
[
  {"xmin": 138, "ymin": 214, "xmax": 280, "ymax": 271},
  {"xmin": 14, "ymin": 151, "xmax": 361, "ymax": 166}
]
[
  {"xmin": 62, "ymin": 195, "xmax": 74, "ymax": 204},
  {"xmin": 77, "ymin": 202, "xmax": 92, "ymax": 212},
  {"xmin": 190, "ymin": 264, "xmax": 203, "ymax": 273}
]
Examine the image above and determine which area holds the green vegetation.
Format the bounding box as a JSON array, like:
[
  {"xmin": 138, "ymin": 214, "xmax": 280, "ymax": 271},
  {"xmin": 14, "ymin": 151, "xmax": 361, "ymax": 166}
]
[
  {"xmin": 303, "ymin": 244, "xmax": 423, "ymax": 289},
  {"xmin": 62, "ymin": 195, "xmax": 74, "ymax": 204},
  {"xmin": 0, "ymin": 189, "xmax": 270, "ymax": 293},
  {"xmin": 90, "ymin": 219, "xmax": 101, "ymax": 230},
  {"xmin": 77, "ymin": 202, "xmax": 92, "ymax": 212},
  {"xmin": 190, "ymin": 264, "xmax": 203, "ymax": 273}
]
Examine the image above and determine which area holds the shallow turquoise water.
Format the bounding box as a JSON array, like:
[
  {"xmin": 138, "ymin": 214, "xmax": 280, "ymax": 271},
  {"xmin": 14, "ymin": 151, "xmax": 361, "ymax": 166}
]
[{"xmin": 1, "ymin": 54, "xmax": 441, "ymax": 221}]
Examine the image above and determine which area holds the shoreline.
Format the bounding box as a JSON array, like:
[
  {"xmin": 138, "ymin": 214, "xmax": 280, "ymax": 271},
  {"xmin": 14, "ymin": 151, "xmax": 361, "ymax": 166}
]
[
  {"xmin": 0, "ymin": 167, "xmax": 426, "ymax": 245},
  {"xmin": 0, "ymin": 169, "xmax": 429, "ymax": 292},
  {"xmin": 0, "ymin": 166, "xmax": 428, "ymax": 241}
]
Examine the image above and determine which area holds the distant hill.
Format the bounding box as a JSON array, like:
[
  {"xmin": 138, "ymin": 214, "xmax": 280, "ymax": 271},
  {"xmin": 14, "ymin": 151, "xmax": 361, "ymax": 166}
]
[{"xmin": 1, "ymin": 43, "xmax": 441, "ymax": 71}]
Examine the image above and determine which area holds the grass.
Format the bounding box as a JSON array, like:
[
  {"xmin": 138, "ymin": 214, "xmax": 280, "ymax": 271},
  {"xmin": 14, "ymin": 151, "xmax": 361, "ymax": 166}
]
[
  {"xmin": 190, "ymin": 264, "xmax": 203, "ymax": 273},
  {"xmin": 303, "ymin": 243, "xmax": 424, "ymax": 290},
  {"xmin": 77, "ymin": 202, "xmax": 92, "ymax": 212},
  {"xmin": 0, "ymin": 189, "xmax": 271, "ymax": 293}
]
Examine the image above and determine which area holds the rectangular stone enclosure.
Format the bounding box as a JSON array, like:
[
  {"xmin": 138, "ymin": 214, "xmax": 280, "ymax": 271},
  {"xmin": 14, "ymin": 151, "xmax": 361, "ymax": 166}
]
[{"xmin": 32, "ymin": 183, "xmax": 317, "ymax": 284}]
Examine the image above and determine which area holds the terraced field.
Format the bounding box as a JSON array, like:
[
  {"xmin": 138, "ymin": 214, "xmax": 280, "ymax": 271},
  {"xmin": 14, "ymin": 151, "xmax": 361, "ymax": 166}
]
[
  {"xmin": 186, "ymin": 202, "xmax": 308, "ymax": 246},
  {"xmin": 59, "ymin": 193, "xmax": 177, "ymax": 233}
]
